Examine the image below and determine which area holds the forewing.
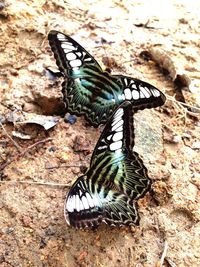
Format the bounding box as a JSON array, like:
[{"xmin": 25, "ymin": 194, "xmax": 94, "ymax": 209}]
[
  {"xmin": 48, "ymin": 30, "xmax": 103, "ymax": 76},
  {"xmin": 114, "ymin": 75, "xmax": 166, "ymax": 110}
]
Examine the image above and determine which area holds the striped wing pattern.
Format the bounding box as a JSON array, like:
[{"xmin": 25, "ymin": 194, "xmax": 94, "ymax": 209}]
[
  {"xmin": 48, "ymin": 31, "xmax": 166, "ymax": 127},
  {"xmin": 64, "ymin": 102, "xmax": 151, "ymax": 228}
]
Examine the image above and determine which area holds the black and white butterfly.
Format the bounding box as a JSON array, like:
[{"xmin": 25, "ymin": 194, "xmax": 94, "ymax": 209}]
[
  {"xmin": 64, "ymin": 101, "xmax": 151, "ymax": 228},
  {"xmin": 48, "ymin": 31, "xmax": 166, "ymax": 127}
]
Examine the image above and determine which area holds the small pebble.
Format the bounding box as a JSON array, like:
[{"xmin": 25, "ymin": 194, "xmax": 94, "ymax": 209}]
[
  {"xmin": 48, "ymin": 146, "xmax": 57, "ymax": 152},
  {"xmin": 64, "ymin": 114, "xmax": 77, "ymax": 125}
]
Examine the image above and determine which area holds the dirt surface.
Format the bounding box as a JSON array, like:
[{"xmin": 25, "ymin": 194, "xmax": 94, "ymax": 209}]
[{"xmin": 0, "ymin": 1, "xmax": 200, "ymax": 266}]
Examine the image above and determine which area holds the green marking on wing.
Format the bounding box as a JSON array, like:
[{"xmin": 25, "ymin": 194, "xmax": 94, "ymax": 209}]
[{"xmin": 62, "ymin": 66, "xmax": 123, "ymax": 126}]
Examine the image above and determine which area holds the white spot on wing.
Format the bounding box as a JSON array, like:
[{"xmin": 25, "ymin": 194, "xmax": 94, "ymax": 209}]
[
  {"xmin": 107, "ymin": 135, "xmax": 112, "ymax": 141},
  {"xmin": 82, "ymin": 196, "xmax": 89, "ymax": 210},
  {"xmin": 84, "ymin": 57, "xmax": 92, "ymax": 62},
  {"xmin": 139, "ymin": 86, "xmax": 151, "ymax": 98},
  {"xmin": 70, "ymin": 59, "xmax": 82, "ymax": 67},
  {"xmin": 132, "ymin": 90, "xmax": 140, "ymax": 100},
  {"xmin": 110, "ymin": 140, "xmax": 122, "ymax": 151},
  {"xmin": 75, "ymin": 78, "xmax": 81, "ymax": 83},
  {"xmin": 75, "ymin": 195, "xmax": 80, "ymax": 212},
  {"xmin": 152, "ymin": 89, "xmax": 160, "ymax": 97},
  {"xmin": 93, "ymin": 192, "xmax": 101, "ymax": 207},
  {"xmin": 112, "ymin": 120, "xmax": 123, "ymax": 131},
  {"xmin": 124, "ymin": 78, "xmax": 128, "ymax": 86},
  {"xmin": 115, "ymin": 125, "xmax": 123, "ymax": 132},
  {"xmin": 118, "ymin": 94, "xmax": 125, "ymax": 101},
  {"xmin": 61, "ymin": 43, "xmax": 75, "ymax": 50},
  {"xmin": 76, "ymin": 52, "xmax": 82, "ymax": 57},
  {"xmin": 79, "ymin": 199, "xmax": 84, "ymax": 211},
  {"xmin": 113, "ymin": 132, "xmax": 123, "ymax": 142},
  {"xmin": 124, "ymin": 88, "xmax": 132, "ymax": 100},
  {"xmin": 131, "ymin": 83, "xmax": 137, "ymax": 90},
  {"xmin": 112, "ymin": 109, "xmax": 123, "ymax": 127},
  {"xmin": 86, "ymin": 193, "xmax": 94, "ymax": 208},
  {"xmin": 57, "ymin": 33, "xmax": 66, "ymax": 40},
  {"xmin": 66, "ymin": 195, "xmax": 75, "ymax": 212},
  {"xmin": 115, "ymin": 148, "xmax": 122, "ymax": 155},
  {"xmin": 115, "ymin": 108, "xmax": 123, "ymax": 117},
  {"xmin": 66, "ymin": 52, "xmax": 77, "ymax": 60}
]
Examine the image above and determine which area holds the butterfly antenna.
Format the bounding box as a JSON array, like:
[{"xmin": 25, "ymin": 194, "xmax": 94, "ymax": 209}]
[{"xmin": 100, "ymin": 38, "xmax": 112, "ymax": 73}]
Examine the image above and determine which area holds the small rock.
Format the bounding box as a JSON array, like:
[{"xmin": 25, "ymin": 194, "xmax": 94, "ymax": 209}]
[
  {"xmin": 0, "ymin": 114, "xmax": 6, "ymax": 124},
  {"xmin": 73, "ymin": 135, "xmax": 91, "ymax": 154},
  {"xmin": 2, "ymin": 227, "xmax": 14, "ymax": 234},
  {"xmin": 21, "ymin": 215, "xmax": 33, "ymax": 227},
  {"xmin": 48, "ymin": 146, "xmax": 57, "ymax": 152},
  {"xmin": 64, "ymin": 113, "xmax": 77, "ymax": 125},
  {"xmin": 173, "ymin": 135, "xmax": 182, "ymax": 143},
  {"xmin": 39, "ymin": 239, "xmax": 47, "ymax": 249},
  {"xmin": 191, "ymin": 141, "xmax": 200, "ymax": 150}
]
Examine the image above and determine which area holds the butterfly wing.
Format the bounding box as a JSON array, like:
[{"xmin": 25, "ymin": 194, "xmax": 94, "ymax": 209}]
[
  {"xmin": 64, "ymin": 101, "xmax": 151, "ymax": 228},
  {"xmin": 48, "ymin": 30, "xmax": 118, "ymax": 126},
  {"xmin": 113, "ymin": 75, "xmax": 166, "ymax": 111},
  {"xmin": 65, "ymin": 175, "xmax": 139, "ymax": 228},
  {"xmin": 90, "ymin": 101, "xmax": 151, "ymax": 200},
  {"xmin": 48, "ymin": 30, "xmax": 103, "ymax": 76}
]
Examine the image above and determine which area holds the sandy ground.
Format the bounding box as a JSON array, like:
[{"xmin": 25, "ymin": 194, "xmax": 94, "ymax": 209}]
[{"xmin": 0, "ymin": 1, "xmax": 200, "ymax": 266}]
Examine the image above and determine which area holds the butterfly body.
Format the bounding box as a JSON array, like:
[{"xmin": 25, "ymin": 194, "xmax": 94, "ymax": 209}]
[
  {"xmin": 48, "ymin": 31, "xmax": 166, "ymax": 126},
  {"xmin": 64, "ymin": 101, "xmax": 151, "ymax": 229}
]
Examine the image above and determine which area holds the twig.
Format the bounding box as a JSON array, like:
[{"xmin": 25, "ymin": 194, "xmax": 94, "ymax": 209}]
[
  {"xmin": 156, "ymin": 241, "xmax": 168, "ymax": 267},
  {"xmin": 0, "ymin": 137, "xmax": 53, "ymax": 171},
  {"xmin": 0, "ymin": 180, "xmax": 70, "ymax": 187},
  {"xmin": 20, "ymin": 137, "xmax": 53, "ymax": 157},
  {"xmin": 166, "ymin": 95, "xmax": 200, "ymax": 113},
  {"xmin": 45, "ymin": 164, "xmax": 82, "ymax": 170},
  {"xmin": 0, "ymin": 121, "xmax": 22, "ymax": 151},
  {"xmin": 165, "ymin": 257, "xmax": 177, "ymax": 267}
]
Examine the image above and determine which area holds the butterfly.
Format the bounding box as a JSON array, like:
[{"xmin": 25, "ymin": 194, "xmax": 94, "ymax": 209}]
[
  {"xmin": 48, "ymin": 31, "xmax": 166, "ymax": 127},
  {"xmin": 64, "ymin": 101, "xmax": 151, "ymax": 228}
]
